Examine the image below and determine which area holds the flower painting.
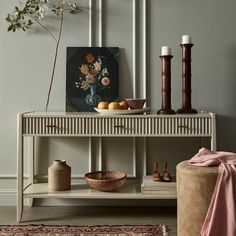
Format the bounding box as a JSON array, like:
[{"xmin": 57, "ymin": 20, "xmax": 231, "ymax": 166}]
[{"xmin": 66, "ymin": 47, "xmax": 119, "ymax": 112}]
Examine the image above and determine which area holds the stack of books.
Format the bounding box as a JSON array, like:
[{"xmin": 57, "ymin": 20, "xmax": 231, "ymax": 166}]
[{"xmin": 141, "ymin": 176, "xmax": 176, "ymax": 196}]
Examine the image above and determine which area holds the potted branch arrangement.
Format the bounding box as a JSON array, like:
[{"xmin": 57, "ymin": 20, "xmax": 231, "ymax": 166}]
[{"xmin": 6, "ymin": 0, "xmax": 81, "ymax": 111}]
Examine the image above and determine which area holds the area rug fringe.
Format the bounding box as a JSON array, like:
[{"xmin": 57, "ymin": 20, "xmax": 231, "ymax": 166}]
[{"xmin": 0, "ymin": 224, "xmax": 167, "ymax": 236}]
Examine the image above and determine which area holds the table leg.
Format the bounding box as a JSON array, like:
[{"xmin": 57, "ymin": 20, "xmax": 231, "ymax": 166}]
[
  {"xmin": 211, "ymin": 113, "xmax": 217, "ymax": 151},
  {"xmin": 28, "ymin": 136, "xmax": 34, "ymax": 207},
  {"xmin": 17, "ymin": 114, "xmax": 23, "ymax": 223}
]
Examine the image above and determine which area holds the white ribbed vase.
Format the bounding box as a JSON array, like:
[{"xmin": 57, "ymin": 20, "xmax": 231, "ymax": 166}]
[{"xmin": 48, "ymin": 160, "xmax": 71, "ymax": 191}]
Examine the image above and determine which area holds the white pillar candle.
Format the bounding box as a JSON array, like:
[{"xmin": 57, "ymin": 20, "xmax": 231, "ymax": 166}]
[
  {"xmin": 182, "ymin": 35, "xmax": 192, "ymax": 44},
  {"xmin": 161, "ymin": 46, "xmax": 171, "ymax": 56}
]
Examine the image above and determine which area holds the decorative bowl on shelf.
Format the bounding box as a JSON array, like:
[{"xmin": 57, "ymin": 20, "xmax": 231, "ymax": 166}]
[
  {"xmin": 125, "ymin": 98, "xmax": 146, "ymax": 109},
  {"xmin": 84, "ymin": 170, "xmax": 127, "ymax": 192}
]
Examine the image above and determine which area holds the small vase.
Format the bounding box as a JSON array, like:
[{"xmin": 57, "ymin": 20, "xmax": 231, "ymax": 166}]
[
  {"xmin": 48, "ymin": 160, "xmax": 71, "ymax": 191},
  {"xmin": 85, "ymin": 84, "xmax": 101, "ymax": 106}
]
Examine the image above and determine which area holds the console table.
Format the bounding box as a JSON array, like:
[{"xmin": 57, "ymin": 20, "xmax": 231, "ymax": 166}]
[{"xmin": 17, "ymin": 111, "xmax": 216, "ymax": 222}]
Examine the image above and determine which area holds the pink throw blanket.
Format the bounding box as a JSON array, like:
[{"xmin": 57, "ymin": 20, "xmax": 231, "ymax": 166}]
[{"xmin": 189, "ymin": 148, "xmax": 236, "ymax": 236}]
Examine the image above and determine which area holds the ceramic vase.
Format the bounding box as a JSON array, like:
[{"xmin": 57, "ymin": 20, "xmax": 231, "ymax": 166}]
[
  {"xmin": 48, "ymin": 160, "xmax": 71, "ymax": 191},
  {"xmin": 85, "ymin": 84, "xmax": 101, "ymax": 106}
]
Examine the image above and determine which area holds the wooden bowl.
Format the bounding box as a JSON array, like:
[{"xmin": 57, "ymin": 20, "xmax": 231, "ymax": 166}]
[
  {"xmin": 125, "ymin": 98, "xmax": 146, "ymax": 109},
  {"xmin": 84, "ymin": 170, "xmax": 127, "ymax": 192}
]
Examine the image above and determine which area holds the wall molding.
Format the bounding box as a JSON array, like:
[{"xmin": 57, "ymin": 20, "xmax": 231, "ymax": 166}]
[
  {"xmin": 89, "ymin": 0, "xmax": 94, "ymax": 47},
  {"xmin": 142, "ymin": 0, "xmax": 147, "ymax": 177},
  {"xmin": 143, "ymin": 0, "xmax": 147, "ymax": 99},
  {"xmin": 99, "ymin": 0, "xmax": 103, "ymax": 46},
  {"xmin": 132, "ymin": 0, "xmax": 137, "ymax": 98},
  {"xmin": 0, "ymin": 174, "xmax": 137, "ymax": 180},
  {"xmin": 0, "ymin": 174, "xmax": 89, "ymax": 179},
  {"xmin": 0, "ymin": 189, "xmax": 17, "ymax": 206},
  {"xmin": 0, "ymin": 174, "xmax": 84, "ymax": 179},
  {"xmin": 0, "ymin": 189, "xmax": 16, "ymax": 195},
  {"xmin": 0, "ymin": 174, "xmax": 28, "ymax": 179}
]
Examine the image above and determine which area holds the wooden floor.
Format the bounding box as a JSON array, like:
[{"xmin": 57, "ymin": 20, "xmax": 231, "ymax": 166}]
[{"xmin": 0, "ymin": 206, "xmax": 177, "ymax": 235}]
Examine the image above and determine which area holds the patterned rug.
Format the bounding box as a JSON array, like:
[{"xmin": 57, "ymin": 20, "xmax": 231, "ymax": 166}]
[{"xmin": 0, "ymin": 225, "xmax": 168, "ymax": 236}]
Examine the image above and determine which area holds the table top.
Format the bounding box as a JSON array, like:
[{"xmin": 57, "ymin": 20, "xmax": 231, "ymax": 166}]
[{"xmin": 20, "ymin": 111, "xmax": 214, "ymax": 118}]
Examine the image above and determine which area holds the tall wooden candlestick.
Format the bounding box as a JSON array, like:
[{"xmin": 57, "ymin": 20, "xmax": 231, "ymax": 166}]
[
  {"xmin": 157, "ymin": 55, "xmax": 175, "ymax": 114},
  {"xmin": 177, "ymin": 44, "xmax": 197, "ymax": 114}
]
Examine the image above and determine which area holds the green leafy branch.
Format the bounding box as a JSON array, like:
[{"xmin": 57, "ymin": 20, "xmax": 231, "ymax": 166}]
[{"xmin": 6, "ymin": 0, "xmax": 81, "ymax": 111}]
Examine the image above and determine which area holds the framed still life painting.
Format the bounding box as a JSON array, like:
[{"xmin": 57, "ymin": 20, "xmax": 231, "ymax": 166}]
[{"xmin": 66, "ymin": 47, "xmax": 119, "ymax": 112}]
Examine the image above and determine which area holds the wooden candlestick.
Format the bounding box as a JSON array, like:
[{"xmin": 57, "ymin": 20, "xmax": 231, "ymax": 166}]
[
  {"xmin": 157, "ymin": 55, "xmax": 175, "ymax": 114},
  {"xmin": 177, "ymin": 44, "xmax": 197, "ymax": 114}
]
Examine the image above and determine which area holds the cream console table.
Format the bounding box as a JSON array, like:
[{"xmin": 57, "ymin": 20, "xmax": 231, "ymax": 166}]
[{"xmin": 17, "ymin": 112, "xmax": 216, "ymax": 222}]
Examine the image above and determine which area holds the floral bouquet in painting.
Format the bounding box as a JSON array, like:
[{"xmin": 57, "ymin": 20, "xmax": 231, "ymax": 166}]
[
  {"xmin": 77, "ymin": 53, "xmax": 111, "ymax": 93},
  {"xmin": 66, "ymin": 47, "xmax": 119, "ymax": 112}
]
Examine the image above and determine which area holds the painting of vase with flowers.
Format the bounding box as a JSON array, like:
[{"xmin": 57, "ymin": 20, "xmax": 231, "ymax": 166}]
[{"xmin": 66, "ymin": 47, "xmax": 119, "ymax": 112}]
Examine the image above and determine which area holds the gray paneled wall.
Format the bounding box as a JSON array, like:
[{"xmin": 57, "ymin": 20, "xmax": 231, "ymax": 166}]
[{"xmin": 0, "ymin": 0, "xmax": 236, "ymax": 205}]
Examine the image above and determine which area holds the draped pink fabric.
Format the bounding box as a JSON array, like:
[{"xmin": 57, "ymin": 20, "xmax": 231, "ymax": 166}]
[{"xmin": 189, "ymin": 148, "xmax": 236, "ymax": 236}]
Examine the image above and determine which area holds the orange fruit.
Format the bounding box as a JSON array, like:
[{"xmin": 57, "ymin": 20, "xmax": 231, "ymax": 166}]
[
  {"xmin": 108, "ymin": 102, "xmax": 120, "ymax": 110},
  {"xmin": 119, "ymin": 100, "xmax": 129, "ymax": 110},
  {"xmin": 98, "ymin": 101, "xmax": 109, "ymax": 109}
]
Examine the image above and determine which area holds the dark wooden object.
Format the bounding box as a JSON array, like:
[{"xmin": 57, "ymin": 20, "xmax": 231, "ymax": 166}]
[
  {"xmin": 157, "ymin": 55, "xmax": 175, "ymax": 114},
  {"xmin": 161, "ymin": 161, "xmax": 172, "ymax": 182},
  {"xmin": 177, "ymin": 44, "xmax": 197, "ymax": 114},
  {"xmin": 152, "ymin": 162, "xmax": 162, "ymax": 182}
]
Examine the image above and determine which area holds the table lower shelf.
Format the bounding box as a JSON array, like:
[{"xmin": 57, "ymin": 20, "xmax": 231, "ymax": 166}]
[{"xmin": 23, "ymin": 181, "xmax": 177, "ymax": 199}]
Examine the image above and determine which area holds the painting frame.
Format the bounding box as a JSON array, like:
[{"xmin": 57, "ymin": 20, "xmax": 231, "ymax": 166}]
[{"xmin": 66, "ymin": 47, "xmax": 119, "ymax": 112}]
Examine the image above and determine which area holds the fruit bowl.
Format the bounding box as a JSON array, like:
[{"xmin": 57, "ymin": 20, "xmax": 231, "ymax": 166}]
[
  {"xmin": 84, "ymin": 170, "xmax": 127, "ymax": 192},
  {"xmin": 125, "ymin": 98, "xmax": 146, "ymax": 109},
  {"xmin": 94, "ymin": 107, "xmax": 150, "ymax": 115}
]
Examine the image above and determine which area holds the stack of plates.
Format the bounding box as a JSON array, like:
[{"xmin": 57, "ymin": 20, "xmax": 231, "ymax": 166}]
[{"xmin": 141, "ymin": 176, "xmax": 176, "ymax": 196}]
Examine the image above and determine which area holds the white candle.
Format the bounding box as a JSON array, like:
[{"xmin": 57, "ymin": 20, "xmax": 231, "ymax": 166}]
[
  {"xmin": 161, "ymin": 46, "xmax": 171, "ymax": 56},
  {"xmin": 182, "ymin": 35, "xmax": 192, "ymax": 44}
]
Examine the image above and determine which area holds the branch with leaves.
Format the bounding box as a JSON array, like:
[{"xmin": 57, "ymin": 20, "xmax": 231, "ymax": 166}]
[{"xmin": 6, "ymin": 0, "xmax": 81, "ymax": 111}]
